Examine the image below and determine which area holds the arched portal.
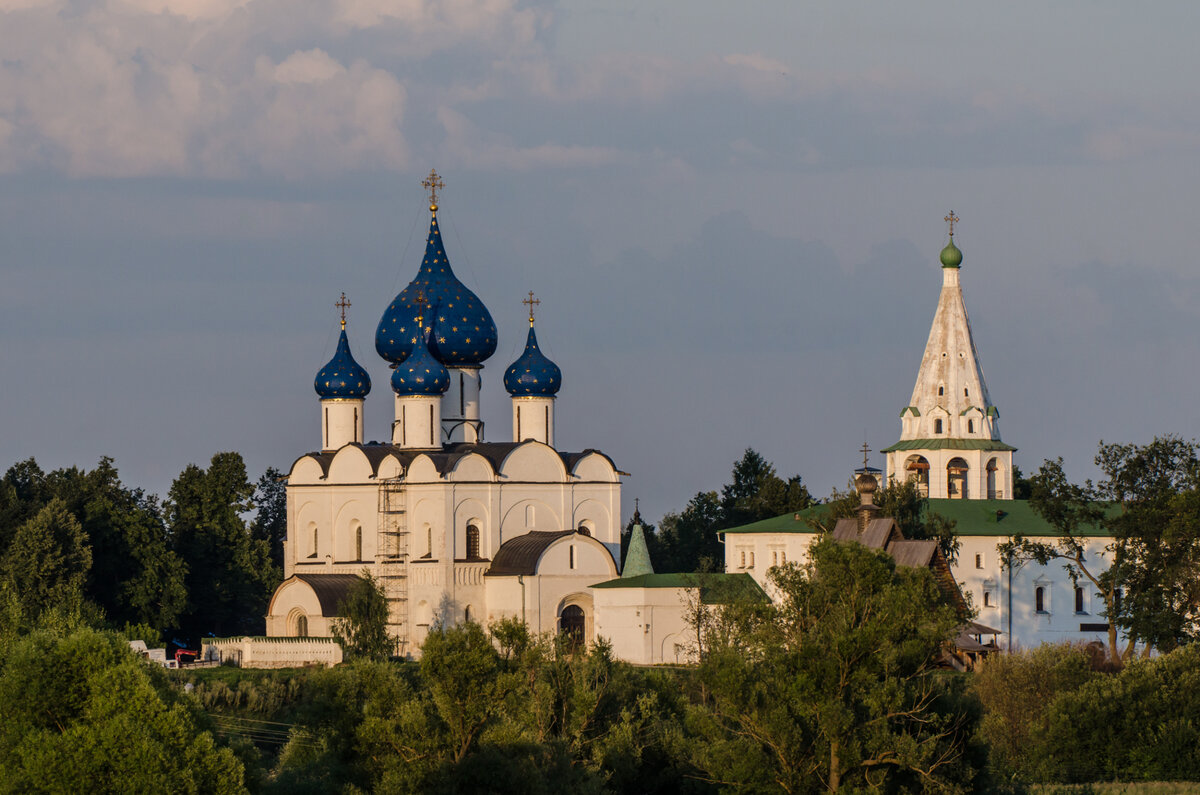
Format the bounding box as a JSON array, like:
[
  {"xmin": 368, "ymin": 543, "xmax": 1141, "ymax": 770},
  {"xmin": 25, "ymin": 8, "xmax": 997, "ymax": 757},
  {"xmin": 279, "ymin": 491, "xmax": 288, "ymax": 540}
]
[
  {"xmin": 986, "ymin": 458, "xmax": 999, "ymax": 499},
  {"xmin": 905, "ymin": 455, "xmax": 930, "ymax": 497},
  {"xmin": 560, "ymin": 605, "xmax": 585, "ymax": 645},
  {"xmin": 947, "ymin": 457, "xmax": 969, "ymax": 499}
]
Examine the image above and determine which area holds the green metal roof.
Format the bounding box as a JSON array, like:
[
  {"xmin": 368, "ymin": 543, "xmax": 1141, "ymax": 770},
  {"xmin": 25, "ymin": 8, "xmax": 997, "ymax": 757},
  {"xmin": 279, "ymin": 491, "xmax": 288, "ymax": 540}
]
[
  {"xmin": 900, "ymin": 406, "xmax": 921, "ymax": 418},
  {"xmin": 723, "ymin": 499, "xmax": 1113, "ymax": 538},
  {"xmin": 591, "ymin": 572, "xmax": 767, "ymax": 603},
  {"xmin": 622, "ymin": 523, "xmax": 655, "ymax": 578},
  {"xmin": 880, "ymin": 438, "xmax": 1017, "ymax": 453}
]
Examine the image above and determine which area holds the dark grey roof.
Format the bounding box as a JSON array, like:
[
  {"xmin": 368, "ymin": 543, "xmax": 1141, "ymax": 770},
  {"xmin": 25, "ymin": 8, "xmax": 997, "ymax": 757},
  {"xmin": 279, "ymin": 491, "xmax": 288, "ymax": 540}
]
[
  {"xmin": 831, "ymin": 517, "xmax": 902, "ymax": 549},
  {"xmin": 293, "ymin": 574, "xmax": 361, "ymax": 615},
  {"xmin": 887, "ymin": 539, "xmax": 939, "ymax": 568},
  {"xmin": 485, "ymin": 530, "xmax": 577, "ymax": 576}
]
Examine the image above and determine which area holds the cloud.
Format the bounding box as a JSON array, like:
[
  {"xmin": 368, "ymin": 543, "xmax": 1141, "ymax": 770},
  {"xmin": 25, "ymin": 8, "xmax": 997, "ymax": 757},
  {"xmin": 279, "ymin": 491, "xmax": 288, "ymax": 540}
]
[{"xmin": 436, "ymin": 105, "xmax": 625, "ymax": 171}]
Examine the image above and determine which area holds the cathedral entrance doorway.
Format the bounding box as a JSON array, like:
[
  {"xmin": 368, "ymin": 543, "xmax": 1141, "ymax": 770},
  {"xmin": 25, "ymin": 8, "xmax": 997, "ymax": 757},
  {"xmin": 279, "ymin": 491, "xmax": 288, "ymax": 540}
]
[{"xmin": 560, "ymin": 605, "xmax": 585, "ymax": 645}]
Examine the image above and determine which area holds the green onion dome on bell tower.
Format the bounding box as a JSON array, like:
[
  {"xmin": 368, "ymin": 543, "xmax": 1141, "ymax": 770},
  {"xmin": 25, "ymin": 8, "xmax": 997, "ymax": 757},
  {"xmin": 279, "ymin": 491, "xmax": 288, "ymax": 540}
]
[
  {"xmin": 376, "ymin": 170, "xmax": 498, "ymax": 367},
  {"xmin": 940, "ymin": 210, "xmax": 963, "ymax": 268},
  {"xmin": 504, "ymin": 293, "xmax": 561, "ymax": 397},
  {"xmin": 314, "ymin": 293, "xmax": 372, "ymax": 399}
]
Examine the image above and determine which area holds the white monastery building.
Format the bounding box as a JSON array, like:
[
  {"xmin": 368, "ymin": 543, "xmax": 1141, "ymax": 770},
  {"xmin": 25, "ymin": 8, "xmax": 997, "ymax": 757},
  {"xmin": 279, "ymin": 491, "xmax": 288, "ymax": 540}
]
[{"xmin": 722, "ymin": 216, "xmax": 1122, "ymax": 653}]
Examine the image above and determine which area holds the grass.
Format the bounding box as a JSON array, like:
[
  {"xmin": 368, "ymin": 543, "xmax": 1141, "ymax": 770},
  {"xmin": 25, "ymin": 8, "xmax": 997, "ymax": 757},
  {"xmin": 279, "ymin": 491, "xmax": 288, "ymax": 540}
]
[{"xmin": 1035, "ymin": 784, "xmax": 1200, "ymax": 794}]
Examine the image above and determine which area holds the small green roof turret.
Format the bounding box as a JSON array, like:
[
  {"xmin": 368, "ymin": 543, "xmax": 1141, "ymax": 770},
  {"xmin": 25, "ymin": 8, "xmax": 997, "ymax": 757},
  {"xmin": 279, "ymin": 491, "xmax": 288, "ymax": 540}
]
[
  {"xmin": 622, "ymin": 504, "xmax": 655, "ymax": 578},
  {"xmin": 940, "ymin": 209, "xmax": 963, "ymax": 268}
]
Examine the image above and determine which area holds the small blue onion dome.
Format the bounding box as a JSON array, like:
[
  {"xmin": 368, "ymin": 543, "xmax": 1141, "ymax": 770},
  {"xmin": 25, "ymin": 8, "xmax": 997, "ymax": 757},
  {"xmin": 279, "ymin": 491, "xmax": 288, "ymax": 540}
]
[
  {"xmin": 504, "ymin": 324, "xmax": 562, "ymax": 396},
  {"xmin": 315, "ymin": 327, "xmax": 371, "ymax": 399},
  {"xmin": 391, "ymin": 314, "xmax": 451, "ymax": 396},
  {"xmin": 376, "ymin": 211, "xmax": 498, "ymax": 367}
]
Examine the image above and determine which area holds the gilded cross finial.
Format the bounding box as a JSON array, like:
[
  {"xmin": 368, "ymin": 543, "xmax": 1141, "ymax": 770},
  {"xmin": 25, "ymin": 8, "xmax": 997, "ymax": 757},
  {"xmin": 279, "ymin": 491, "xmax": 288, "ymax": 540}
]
[
  {"xmin": 523, "ymin": 290, "xmax": 541, "ymax": 326},
  {"xmin": 413, "ymin": 290, "xmax": 428, "ymax": 328},
  {"xmin": 945, "ymin": 210, "xmax": 959, "ymax": 238},
  {"xmin": 860, "ymin": 441, "xmax": 871, "ymax": 469},
  {"xmin": 422, "ymin": 169, "xmax": 445, "ymax": 212},
  {"xmin": 335, "ymin": 292, "xmax": 351, "ymax": 330}
]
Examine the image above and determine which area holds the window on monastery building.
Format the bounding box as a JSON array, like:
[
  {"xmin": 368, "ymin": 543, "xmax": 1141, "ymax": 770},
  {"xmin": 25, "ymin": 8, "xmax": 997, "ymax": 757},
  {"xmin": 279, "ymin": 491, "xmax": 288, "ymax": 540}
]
[
  {"xmin": 983, "ymin": 591, "xmax": 991, "ymax": 607},
  {"xmin": 1075, "ymin": 586, "xmax": 1085, "ymax": 613},
  {"xmin": 425, "ymin": 526, "xmax": 433, "ymax": 558},
  {"xmin": 355, "ymin": 526, "xmax": 363, "ymax": 561},
  {"xmin": 561, "ymin": 605, "xmax": 585, "ymax": 646},
  {"xmin": 748, "ymin": 551, "xmax": 755, "ymax": 568},
  {"xmin": 569, "ymin": 545, "xmax": 576, "ymax": 569},
  {"xmin": 934, "ymin": 419, "xmax": 943, "ymax": 434},
  {"xmin": 938, "ymin": 385, "xmax": 944, "ymax": 396},
  {"xmin": 296, "ymin": 614, "xmax": 308, "ymax": 638},
  {"xmin": 968, "ymin": 419, "xmax": 975, "ymax": 433},
  {"xmin": 964, "ymin": 387, "xmax": 969, "ymax": 397},
  {"xmin": 781, "ymin": 551, "xmax": 786, "ymax": 564},
  {"xmin": 1036, "ymin": 586, "xmax": 1046, "ymax": 613},
  {"xmin": 311, "ymin": 526, "xmax": 318, "ymax": 558},
  {"xmin": 975, "ymin": 553, "xmax": 983, "ymax": 569},
  {"xmin": 739, "ymin": 550, "xmax": 746, "ymax": 568},
  {"xmin": 464, "ymin": 605, "xmax": 472, "ymax": 623},
  {"xmin": 466, "ymin": 525, "xmax": 481, "ymax": 560}
]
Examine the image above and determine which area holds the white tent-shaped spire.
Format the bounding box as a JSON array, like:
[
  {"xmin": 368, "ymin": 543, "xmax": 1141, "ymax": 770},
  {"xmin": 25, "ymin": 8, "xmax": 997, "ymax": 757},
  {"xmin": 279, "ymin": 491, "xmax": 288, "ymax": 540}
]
[{"xmin": 882, "ymin": 214, "xmax": 1016, "ymax": 501}]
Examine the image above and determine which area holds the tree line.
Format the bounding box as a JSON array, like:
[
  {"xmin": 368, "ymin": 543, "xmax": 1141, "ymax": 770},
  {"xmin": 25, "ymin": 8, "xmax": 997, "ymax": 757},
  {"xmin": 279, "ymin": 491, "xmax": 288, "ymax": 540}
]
[{"xmin": 0, "ymin": 453, "xmax": 285, "ymax": 647}]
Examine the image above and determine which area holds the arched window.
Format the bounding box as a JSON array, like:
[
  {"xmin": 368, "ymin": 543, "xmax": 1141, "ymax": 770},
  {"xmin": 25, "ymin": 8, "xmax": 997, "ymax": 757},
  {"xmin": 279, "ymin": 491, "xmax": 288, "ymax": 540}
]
[
  {"xmin": 464, "ymin": 605, "xmax": 472, "ymax": 623},
  {"xmin": 466, "ymin": 524, "xmax": 481, "ymax": 559},
  {"xmin": 938, "ymin": 384, "xmax": 945, "ymax": 396},
  {"xmin": 968, "ymin": 419, "xmax": 975, "ymax": 433},
  {"xmin": 983, "ymin": 591, "xmax": 991, "ymax": 607},
  {"xmin": 964, "ymin": 387, "xmax": 969, "ymax": 397},
  {"xmin": 934, "ymin": 419, "xmax": 943, "ymax": 434},
  {"xmin": 1035, "ymin": 586, "xmax": 1046, "ymax": 613},
  {"xmin": 355, "ymin": 526, "xmax": 363, "ymax": 561},
  {"xmin": 296, "ymin": 614, "xmax": 308, "ymax": 637},
  {"xmin": 560, "ymin": 605, "xmax": 585, "ymax": 645},
  {"xmin": 947, "ymin": 457, "xmax": 969, "ymax": 499},
  {"xmin": 1076, "ymin": 587, "xmax": 1085, "ymax": 613}
]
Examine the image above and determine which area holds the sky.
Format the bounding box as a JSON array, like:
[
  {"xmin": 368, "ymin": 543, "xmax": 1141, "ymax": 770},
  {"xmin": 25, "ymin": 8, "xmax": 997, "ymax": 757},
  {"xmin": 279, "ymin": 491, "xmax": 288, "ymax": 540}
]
[{"xmin": 3, "ymin": 0, "xmax": 1200, "ymax": 524}]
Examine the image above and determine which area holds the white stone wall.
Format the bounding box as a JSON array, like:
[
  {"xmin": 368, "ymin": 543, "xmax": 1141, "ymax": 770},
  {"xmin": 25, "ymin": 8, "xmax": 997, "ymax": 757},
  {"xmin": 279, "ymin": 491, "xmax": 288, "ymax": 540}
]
[
  {"xmin": 204, "ymin": 637, "xmax": 343, "ymax": 669},
  {"xmin": 593, "ymin": 587, "xmax": 696, "ymax": 665},
  {"xmin": 511, "ymin": 396, "xmax": 555, "ymax": 446},
  {"xmin": 320, "ymin": 399, "xmax": 364, "ymax": 451},
  {"xmin": 726, "ymin": 529, "xmax": 1124, "ymax": 651}
]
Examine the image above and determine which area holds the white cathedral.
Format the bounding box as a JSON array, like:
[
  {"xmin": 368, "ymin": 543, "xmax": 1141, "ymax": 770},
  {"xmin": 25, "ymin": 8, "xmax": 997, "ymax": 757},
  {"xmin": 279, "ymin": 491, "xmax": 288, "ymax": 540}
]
[{"xmin": 215, "ymin": 188, "xmax": 1121, "ymax": 668}]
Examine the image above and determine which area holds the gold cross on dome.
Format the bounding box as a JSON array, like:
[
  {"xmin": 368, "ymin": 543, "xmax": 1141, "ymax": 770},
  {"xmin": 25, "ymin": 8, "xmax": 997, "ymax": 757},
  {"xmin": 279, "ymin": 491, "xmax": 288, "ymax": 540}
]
[
  {"xmin": 335, "ymin": 292, "xmax": 351, "ymax": 329},
  {"xmin": 944, "ymin": 210, "xmax": 959, "ymax": 237},
  {"xmin": 523, "ymin": 290, "xmax": 541, "ymax": 325},
  {"xmin": 860, "ymin": 441, "xmax": 871, "ymax": 468},
  {"xmin": 413, "ymin": 290, "xmax": 428, "ymax": 328},
  {"xmin": 422, "ymin": 169, "xmax": 445, "ymax": 208}
]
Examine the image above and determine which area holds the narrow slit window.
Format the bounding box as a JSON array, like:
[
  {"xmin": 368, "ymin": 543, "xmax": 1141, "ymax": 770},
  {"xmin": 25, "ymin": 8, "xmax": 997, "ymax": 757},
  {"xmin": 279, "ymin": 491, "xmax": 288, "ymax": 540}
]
[
  {"xmin": 1075, "ymin": 586, "xmax": 1085, "ymax": 613},
  {"xmin": 1036, "ymin": 586, "xmax": 1046, "ymax": 613}
]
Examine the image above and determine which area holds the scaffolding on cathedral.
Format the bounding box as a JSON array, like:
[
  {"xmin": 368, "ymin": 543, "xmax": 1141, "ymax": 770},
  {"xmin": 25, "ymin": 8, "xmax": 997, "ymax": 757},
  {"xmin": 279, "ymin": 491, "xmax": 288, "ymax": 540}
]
[{"xmin": 377, "ymin": 477, "xmax": 411, "ymax": 655}]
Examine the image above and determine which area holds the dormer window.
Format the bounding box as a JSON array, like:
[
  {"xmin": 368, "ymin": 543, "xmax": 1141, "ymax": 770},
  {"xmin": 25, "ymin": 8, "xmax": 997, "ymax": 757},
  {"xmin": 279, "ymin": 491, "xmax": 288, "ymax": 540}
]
[
  {"xmin": 934, "ymin": 419, "xmax": 943, "ymax": 434},
  {"xmin": 968, "ymin": 419, "xmax": 975, "ymax": 433}
]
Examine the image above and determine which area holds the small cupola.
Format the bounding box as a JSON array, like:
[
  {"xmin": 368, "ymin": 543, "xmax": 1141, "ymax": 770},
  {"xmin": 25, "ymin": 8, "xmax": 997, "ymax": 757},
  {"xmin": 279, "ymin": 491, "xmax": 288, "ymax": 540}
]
[
  {"xmin": 504, "ymin": 292, "xmax": 562, "ymax": 397},
  {"xmin": 314, "ymin": 294, "xmax": 371, "ymax": 400}
]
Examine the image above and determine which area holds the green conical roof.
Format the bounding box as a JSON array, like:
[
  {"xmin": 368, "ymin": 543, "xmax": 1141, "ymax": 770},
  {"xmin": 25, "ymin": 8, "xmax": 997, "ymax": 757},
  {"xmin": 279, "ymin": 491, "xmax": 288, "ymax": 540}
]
[{"xmin": 622, "ymin": 524, "xmax": 655, "ymax": 578}]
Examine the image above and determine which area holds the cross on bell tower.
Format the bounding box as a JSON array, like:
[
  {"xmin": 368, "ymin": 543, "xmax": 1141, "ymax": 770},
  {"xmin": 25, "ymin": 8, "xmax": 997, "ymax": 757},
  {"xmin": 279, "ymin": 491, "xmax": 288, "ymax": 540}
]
[{"xmin": 945, "ymin": 210, "xmax": 959, "ymax": 238}]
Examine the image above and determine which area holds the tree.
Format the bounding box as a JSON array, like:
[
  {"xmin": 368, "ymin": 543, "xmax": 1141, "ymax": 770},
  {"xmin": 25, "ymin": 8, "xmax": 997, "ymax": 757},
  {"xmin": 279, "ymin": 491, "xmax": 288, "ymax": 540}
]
[
  {"xmin": 1096, "ymin": 436, "xmax": 1200, "ymax": 653},
  {"xmin": 331, "ymin": 570, "xmax": 393, "ymax": 662},
  {"xmin": 167, "ymin": 452, "xmax": 277, "ymax": 637},
  {"xmin": 656, "ymin": 491, "xmax": 724, "ymax": 573},
  {"xmin": 250, "ymin": 467, "xmax": 287, "ymax": 570},
  {"xmin": 721, "ymin": 449, "xmax": 813, "ymax": 529},
  {"xmin": 998, "ymin": 457, "xmax": 1121, "ymax": 662},
  {"xmin": 419, "ymin": 621, "xmax": 506, "ymax": 763},
  {"xmin": 0, "ymin": 628, "xmax": 245, "ymax": 793},
  {"xmin": 1003, "ymin": 437, "xmax": 1200, "ymax": 661},
  {"xmin": 0, "ymin": 499, "xmax": 93, "ymax": 628},
  {"xmin": 691, "ymin": 536, "xmax": 979, "ymax": 792}
]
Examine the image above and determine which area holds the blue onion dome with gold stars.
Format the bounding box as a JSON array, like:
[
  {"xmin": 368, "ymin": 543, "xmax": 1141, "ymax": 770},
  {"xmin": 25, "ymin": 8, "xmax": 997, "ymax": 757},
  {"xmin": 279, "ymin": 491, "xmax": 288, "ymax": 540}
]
[
  {"xmin": 376, "ymin": 194, "xmax": 498, "ymax": 367},
  {"xmin": 315, "ymin": 328, "xmax": 372, "ymax": 399},
  {"xmin": 391, "ymin": 311, "xmax": 451, "ymax": 396},
  {"xmin": 504, "ymin": 323, "xmax": 562, "ymax": 397},
  {"xmin": 315, "ymin": 295, "xmax": 371, "ymax": 399}
]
